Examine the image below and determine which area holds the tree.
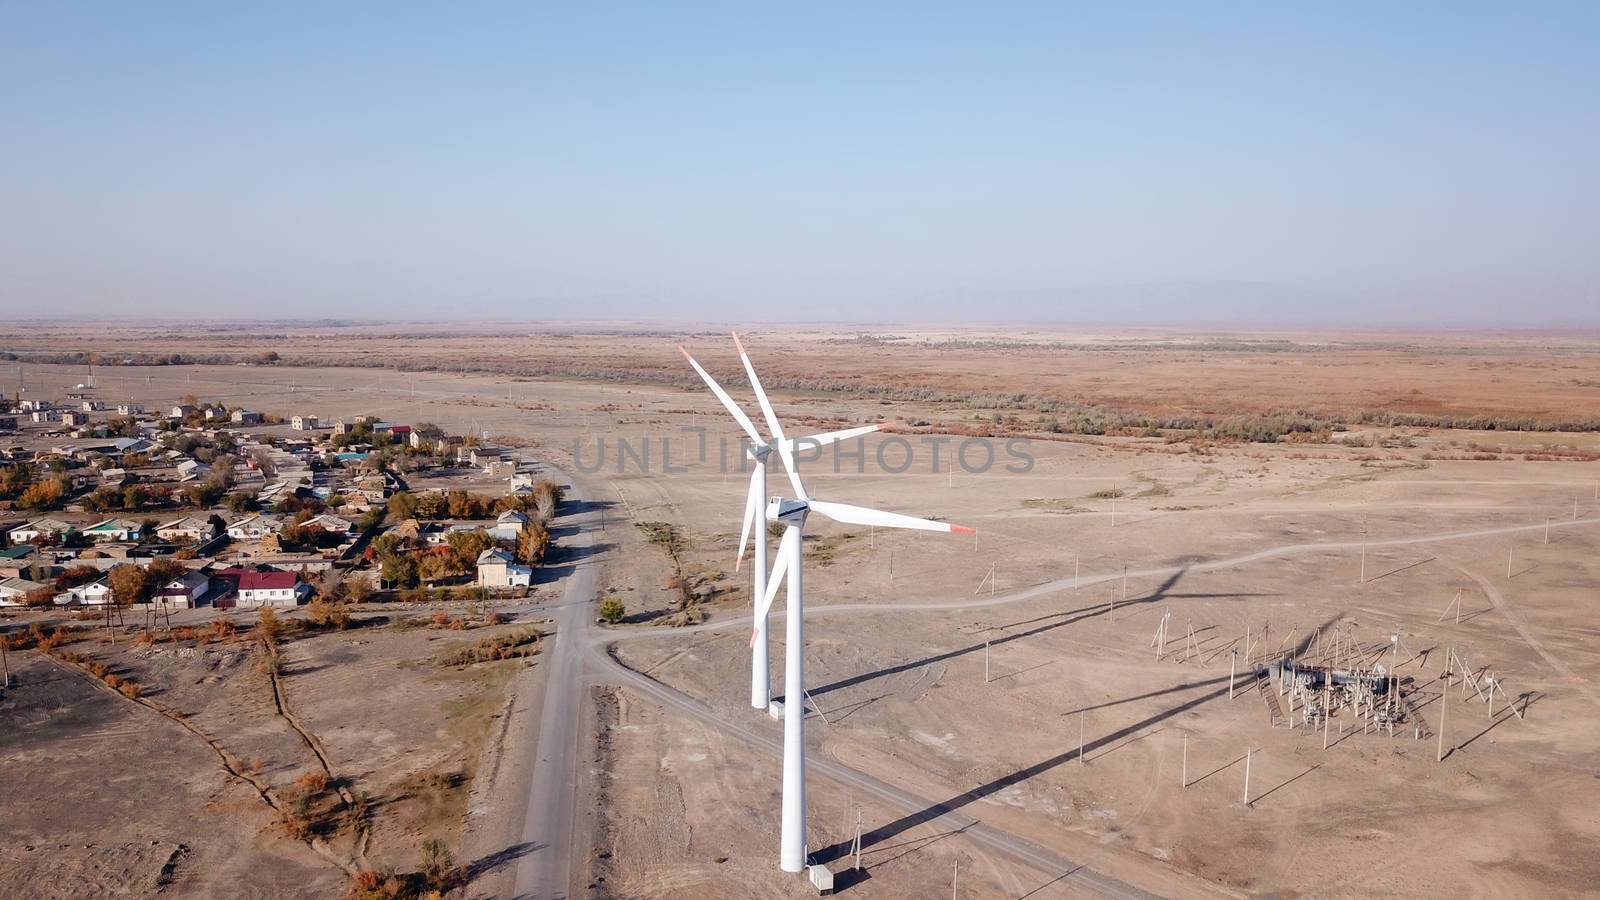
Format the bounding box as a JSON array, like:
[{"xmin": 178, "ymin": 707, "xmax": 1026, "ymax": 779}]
[
  {"xmin": 517, "ymin": 521, "xmax": 551, "ymax": 566},
  {"xmin": 598, "ymin": 595, "xmax": 626, "ymax": 624},
  {"xmin": 386, "ymin": 491, "xmax": 418, "ymax": 523},
  {"xmin": 207, "ymin": 513, "xmax": 229, "ymax": 537},
  {"xmin": 414, "ymin": 491, "xmax": 444, "ymax": 520},
  {"xmin": 108, "ymin": 564, "xmax": 153, "ymax": 606},
  {"xmin": 343, "ymin": 574, "xmax": 373, "ymax": 603},
  {"xmin": 444, "ymin": 530, "xmax": 495, "ymax": 573},
  {"xmin": 532, "ymin": 480, "xmax": 562, "ymax": 520},
  {"xmin": 380, "ymin": 554, "xmax": 419, "ymax": 589},
  {"xmin": 55, "ymin": 564, "xmax": 101, "ymax": 590},
  {"xmin": 18, "ymin": 476, "xmax": 66, "ymax": 510},
  {"xmin": 146, "ymin": 557, "xmax": 188, "ymax": 588},
  {"xmin": 24, "ymin": 586, "xmax": 58, "ymax": 608}
]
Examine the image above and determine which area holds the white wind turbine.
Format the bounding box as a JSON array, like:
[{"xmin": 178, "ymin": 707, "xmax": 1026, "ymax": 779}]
[
  {"xmin": 736, "ymin": 350, "xmax": 974, "ymax": 875},
  {"xmin": 679, "ymin": 333, "xmax": 880, "ymax": 710}
]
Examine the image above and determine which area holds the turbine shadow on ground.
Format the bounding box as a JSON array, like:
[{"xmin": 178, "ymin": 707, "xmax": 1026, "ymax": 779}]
[
  {"xmin": 812, "ymin": 614, "xmax": 1340, "ymax": 865},
  {"xmin": 795, "ymin": 568, "xmax": 1275, "ymax": 703}
]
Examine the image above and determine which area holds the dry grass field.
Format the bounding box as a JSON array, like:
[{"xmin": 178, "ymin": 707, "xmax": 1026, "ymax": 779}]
[{"xmin": 4, "ymin": 324, "xmax": 1600, "ymax": 898}]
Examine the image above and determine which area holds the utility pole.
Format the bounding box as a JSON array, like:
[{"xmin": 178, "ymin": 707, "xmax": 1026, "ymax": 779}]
[
  {"xmin": 1229, "ymin": 649, "xmax": 1237, "ymax": 699},
  {"xmin": 1507, "ymin": 546, "xmax": 1514, "ymax": 579},
  {"xmin": 984, "ymin": 639, "xmax": 990, "ymax": 684},
  {"xmin": 853, "ymin": 808, "xmax": 862, "ymax": 871},
  {"xmin": 1437, "ymin": 689, "xmax": 1447, "ymax": 762},
  {"xmin": 1, "ymin": 635, "xmax": 10, "ymax": 688},
  {"xmin": 1181, "ymin": 734, "xmax": 1188, "ymax": 788},
  {"xmin": 1079, "ymin": 711, "xmax": 1086, "ymax": 766},
  {"xmin": 1243, "ymin": 748, "xmax": 1252, "ymax": 806}
]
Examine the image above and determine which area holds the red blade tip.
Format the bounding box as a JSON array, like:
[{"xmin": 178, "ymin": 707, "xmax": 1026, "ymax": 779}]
[{"xmin": 951, "ymin": 524, "xmax": 977, "ymax": 534}]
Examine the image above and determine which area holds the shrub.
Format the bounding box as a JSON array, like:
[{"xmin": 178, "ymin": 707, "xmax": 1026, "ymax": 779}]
[{"xmin": 598, "ymin": 596, "xmax": 625, "ymax": 624}]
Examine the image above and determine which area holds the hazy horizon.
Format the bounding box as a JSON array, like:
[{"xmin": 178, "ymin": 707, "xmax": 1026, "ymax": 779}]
[{"xmin": 4, "ymin": 5, "xmax": 1597, "ymax": 325}]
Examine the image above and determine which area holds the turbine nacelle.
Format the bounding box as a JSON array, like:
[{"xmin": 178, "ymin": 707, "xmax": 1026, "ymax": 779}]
[{"xmin": 766, "ymin": 496, "xmax": 809, "ymax": 526}]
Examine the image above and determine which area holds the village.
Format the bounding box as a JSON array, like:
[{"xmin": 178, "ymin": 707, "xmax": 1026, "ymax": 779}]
[{"xmin": 0, "ymin": 387, "xmax": 564, "ymax": 620}]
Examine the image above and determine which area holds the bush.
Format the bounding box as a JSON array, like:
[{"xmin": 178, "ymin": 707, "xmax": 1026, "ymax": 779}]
[
  {"xmin": 598, "ymin": 595, "xmax": 625, "ymax": 624},
  {"xmin": 306, "ymin": 598, "xmax": 350, "ymax": 629}
]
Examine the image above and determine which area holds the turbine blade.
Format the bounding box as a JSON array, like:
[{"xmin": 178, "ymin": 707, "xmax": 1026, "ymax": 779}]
[
  {"xmin": 733, "ymin": 331, "xmax": 807, "ymax": 499},
  {"xmin": 808, "ymin": 499, "xmax": 975, "ymax": 534},
  {"xmin": 735, "ymin": 464, "xmax": 761, "ymax": 572},
  {"xmin": 751, "ymin": 528, "xmax": 796, "ymax": 647},
  {"xmin": 788, "ymin": 423, "xmax": 880, "ymax": 455},
  {"xmin": 679, "ymin": 346, "xmax": 766, "ymax": 449}
]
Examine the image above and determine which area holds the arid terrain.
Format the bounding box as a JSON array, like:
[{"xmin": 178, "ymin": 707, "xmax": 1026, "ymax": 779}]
[{"xmin": 4, "ymin": 323, "xmax": 1600, "ymax": 898}]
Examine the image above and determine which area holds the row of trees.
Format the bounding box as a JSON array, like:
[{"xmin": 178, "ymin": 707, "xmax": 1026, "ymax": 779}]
[{"xmin": 385, "ymin": 480, "xmax": 562, "ymax": 524}]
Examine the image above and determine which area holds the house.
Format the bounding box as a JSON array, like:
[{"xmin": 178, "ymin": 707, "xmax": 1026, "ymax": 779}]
[
  {"xmin": 408, "ymin": 425, "xmax": 443, "ymax": 449},
  {"xmin": 303, "ymin": 513, "xmax": 355, "ymax": 535},
  {"xmin": 203, "ymin": 406, "xmax": 226, "ymax": 421},
  {"xmin": 156, "ymin": 516, "xmax": 219, "ymax": 542},
  {"xmin": 486, "ymin": 510, "xmax": 529, "ymax": 541},
  {"xmin": 84, "ymin": 518, "xmax": 146, "ymax": 542},
  {"xmin": 32, "ymin": 410, "xmax": 61, "ymax": 424},
  {"xmin": 0, "ymin": 416, "xmax": 16, "ymax": 434},
  {"xmin": 116, "ymin": 403, "xmax": 145, "ymax": 415},
  {"xmin": 61, "ymin": 410, "xmax": 90, "ymax": 427},
  {"xmin": 467, "ymin": 447, "xmax": 506, "ymax": 468},
  {"xmin": 66, "ymin": 578, "xmax": 113, "ymax": 606},
  {"xmin": 217, "ymin": 567, "xmax": 307, "ymax": 608},
  {"xmin": 175, "ymin": 458, "xmax": 211, "ymax": 482},
  {"xmin": 226, "ymin": 513, "xmax": 285, "ymax": 540},
  {"xmin": 231, "ymin": 409, "xmax": 262, "ymax": 425},
  {"xmin": 0, "ymin": 576, "xmax": 47, "ymax": 606},
  {"xmin": 149, "ymin": 570, "xmax": 210, "ymax": 608},
  {"xmin": 20, "ymin": 399, "xmax": 53, "ymax": 412},
  {"xmin": 8, "ymin": 518, "xmax": 74, "ymax": 543},
  {"xmin": 476, "ymin": 548, "xmax": 531, "ymax": 588},
  {"xmin": 169, "ymin": 404, "xmax": 198, "ymax": 418},
  {"xmin": 80, "ymin": 400, "xmax": 106, "ymax": 412},
  {"xmin": 291, "ymin": 415, "xmax": 319, "ymax": 431},
  {"xmin": 110, "ymin": 437, "xmax": 154, "ymax": 457}
]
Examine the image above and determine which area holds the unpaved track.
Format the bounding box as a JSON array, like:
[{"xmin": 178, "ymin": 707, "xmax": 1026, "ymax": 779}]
[
  {"xmin": 595, "ymin": 650, "xmax": 1172, "ymax": 900},
  {"xmin": 607, "ymin": 515, "xmax": 1600, "ymax": 643},
  {"xmin": 1450, "ymin": 561, "xmax": 1600, "ymax": 712}
]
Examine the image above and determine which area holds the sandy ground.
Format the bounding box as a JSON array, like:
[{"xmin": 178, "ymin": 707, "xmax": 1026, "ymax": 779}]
[{"xmin": 5, "ymin": 351, "xmax": 1600, "ymax": 897}]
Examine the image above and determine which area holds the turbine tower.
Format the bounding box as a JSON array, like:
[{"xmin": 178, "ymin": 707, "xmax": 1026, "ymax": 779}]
[
  {"xmin": 736, "ymin": 345, "xmax": 973, "ymax": 875},
  {"xmin": 679, "ymin": 336, "xmax": 878, "ymax": 710}
]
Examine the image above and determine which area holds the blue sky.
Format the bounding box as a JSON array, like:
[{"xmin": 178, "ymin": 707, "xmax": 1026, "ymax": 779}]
[{"xmin": 2, "ymin": 3, "xmax": 1597, "ymax": 324}]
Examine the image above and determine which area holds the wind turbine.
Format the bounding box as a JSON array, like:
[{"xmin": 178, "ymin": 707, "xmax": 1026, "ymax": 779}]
[
  {"xmin": 735, "ymin": 349, "xmax": 973, "ymax": 876},
  {"xmin": 679, "ymin": 334, "xmax": 879, "ymax": 710}
]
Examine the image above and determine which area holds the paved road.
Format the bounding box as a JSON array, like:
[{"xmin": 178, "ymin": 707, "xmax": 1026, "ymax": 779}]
[{"xmin": 511, "ymin": 469, "xmax": 602, "ymax": 900}]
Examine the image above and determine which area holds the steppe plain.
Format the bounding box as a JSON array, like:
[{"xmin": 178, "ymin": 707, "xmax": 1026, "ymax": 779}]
[{"xmin": 3, "ymin": 322, "xmax": 1599, "ymax": 899}]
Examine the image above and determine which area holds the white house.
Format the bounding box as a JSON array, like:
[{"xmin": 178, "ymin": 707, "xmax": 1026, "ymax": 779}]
[
  {"xmin": 476, "ymin": 548, "xmax": 531, "ymax": 588},
  {"xmin": 232, "ymin": 409, "xmax": 262, "ymax": 425},
  {"xmin": 485, "ymin": 510, "xmax": 529, "ymax": 541},
  {"xmin": 291, "ymin": 415, "xmax": 319, "ymax": 431},
  {"xmin": 32, "ymin": 410, "xmax": 61, "ymax": 424},
  {"xmin": 84, "ymin": 518, "xmax": 146, "ymax": 542},
  {"xmin": 169, "ymin": 404, "xmax": 197, "ymax": 418},
  {"xmin": 221, "ymin": 568, "xmax": 307, "ymax": 608},
  {"xmin": 116, "ymin": 403, "xmax": 145, "ymax": 415},
  {"xmin": 175, "ymin": 458, "xmax": 211, "ymax": 482},
  {"xmin": 8, "ymin": 518, "xmax": 74, "ymax": 544},
  {"xmin": 227, "ymin": 513, "xmax": 286, "ymax": 540},
  {"xmin": 67, "ymin": 578, "xmax": 114, "ymax": 606},
  {"xmin": 303, "ymin": 513, "xmax": 355, "ymax": 535},
  {"xmin": 156, "ymin": 516, "xmax": 218, "ymax": 542},
  {"xmin": 148, "ymin": 570, "xmax": 210, "ymax": 608},
  {"xmin": 0, "ymin": 577, "xmax": 47, "ymax": 607}
]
